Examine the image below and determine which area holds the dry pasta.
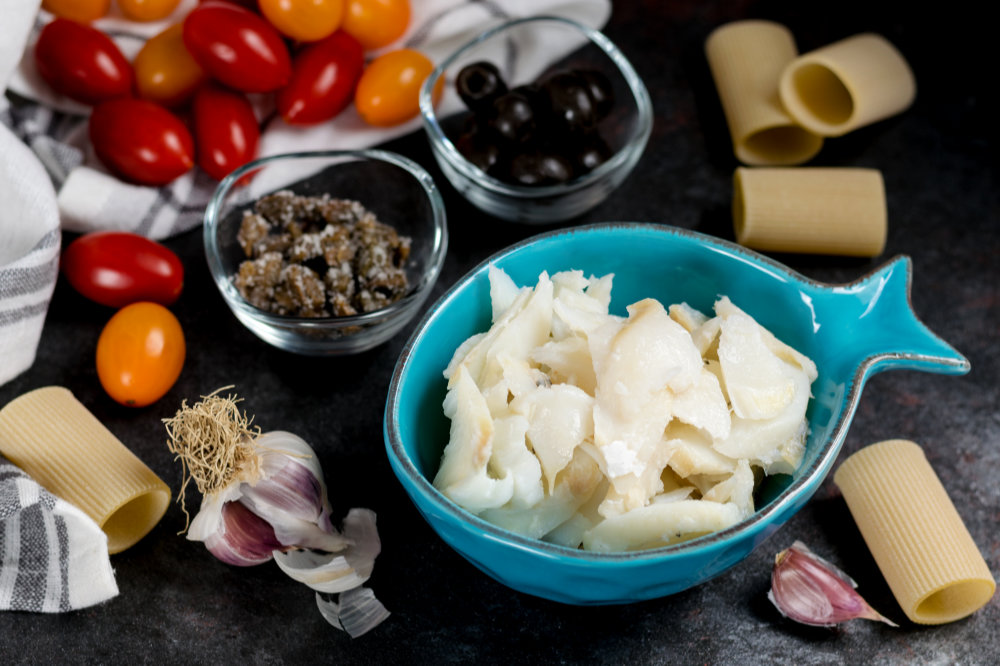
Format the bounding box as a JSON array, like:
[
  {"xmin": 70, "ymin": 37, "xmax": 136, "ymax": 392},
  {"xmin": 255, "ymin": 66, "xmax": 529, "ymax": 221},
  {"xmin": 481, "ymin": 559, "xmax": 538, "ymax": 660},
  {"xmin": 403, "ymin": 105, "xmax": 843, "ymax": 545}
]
[
  {"xmin": 732, "ymin": 166, "xmax": 887, "ymax": 257},
  {"xmin": 0, "ymin": 386, "xmax": 171, "ymax": 554},
  {"xmin": 779, "ymin": 33, "xmax": 916, "ymax": 137},
  {"xmin": 834, "ymin": 439, "xmax": 995, "ymax": 625},
  {"xmin": 705, "ymin": 20, "xmax": 823, "ymax": 166}
]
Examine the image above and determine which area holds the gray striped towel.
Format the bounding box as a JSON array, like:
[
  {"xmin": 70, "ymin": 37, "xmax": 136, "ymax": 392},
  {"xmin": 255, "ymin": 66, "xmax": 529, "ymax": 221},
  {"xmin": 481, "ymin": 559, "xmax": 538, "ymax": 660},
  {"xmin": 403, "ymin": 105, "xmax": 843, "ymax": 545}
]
[
  {"xmin": 1, "ymin": 0, "xmax": 610, "ymax": 240},
  {"xmin": 0, "ymin": 454, "xmax": 118, "ymax": 612}
]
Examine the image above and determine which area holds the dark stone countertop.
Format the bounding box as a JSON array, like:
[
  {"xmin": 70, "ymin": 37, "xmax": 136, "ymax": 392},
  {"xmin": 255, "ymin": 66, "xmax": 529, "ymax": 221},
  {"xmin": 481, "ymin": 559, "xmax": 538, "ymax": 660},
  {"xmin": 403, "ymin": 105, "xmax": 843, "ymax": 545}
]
[{"xmin": 1, "ymin": 2, "xmax": 996, "ymax": 664}]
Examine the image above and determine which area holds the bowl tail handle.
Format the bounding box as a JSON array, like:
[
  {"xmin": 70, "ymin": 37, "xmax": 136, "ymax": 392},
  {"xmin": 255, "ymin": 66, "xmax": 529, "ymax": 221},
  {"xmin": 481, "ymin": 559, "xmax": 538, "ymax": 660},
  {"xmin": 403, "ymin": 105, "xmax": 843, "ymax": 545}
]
[{"xmin": 849, "ymin": 256, "xmax": 971, "ymax": 376}]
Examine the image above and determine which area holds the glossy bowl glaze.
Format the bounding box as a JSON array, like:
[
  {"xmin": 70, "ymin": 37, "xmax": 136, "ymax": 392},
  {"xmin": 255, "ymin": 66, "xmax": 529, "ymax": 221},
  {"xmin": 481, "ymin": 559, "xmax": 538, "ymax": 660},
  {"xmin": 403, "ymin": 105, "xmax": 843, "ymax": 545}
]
[
  {"xmin": 204, "ymin": 150, "xmax": 448, "ymax": 356},
  {"xmin": 384, "ymin": 223, "xmax": 969, "ymax": 605},
  {"xmin": 419, "ymin": 16, "xmax": 653, "ymax": 224}
]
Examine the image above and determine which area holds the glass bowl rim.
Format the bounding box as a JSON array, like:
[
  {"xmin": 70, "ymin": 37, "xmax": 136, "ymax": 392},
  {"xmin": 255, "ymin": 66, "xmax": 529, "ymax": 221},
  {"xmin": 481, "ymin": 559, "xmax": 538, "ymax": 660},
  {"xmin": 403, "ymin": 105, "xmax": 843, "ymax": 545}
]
[
  {"xmin": 418, "ymin": 14, "xmax": 654, "ymax": 200},
  {"xmin": 203, "ymin": 148, "xmax": 449, "ymax": 328}
]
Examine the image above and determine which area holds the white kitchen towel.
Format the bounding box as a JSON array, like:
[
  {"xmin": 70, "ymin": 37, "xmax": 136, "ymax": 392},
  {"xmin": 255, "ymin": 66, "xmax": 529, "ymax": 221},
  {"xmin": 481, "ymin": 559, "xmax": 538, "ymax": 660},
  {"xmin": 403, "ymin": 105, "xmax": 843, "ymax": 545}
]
[
  {"xmin": 0, "ymin": 454, "xmax": 119, "ymax": 612},
  {"xmin": 2, "ymin": 0, "xmax": 611, "ymax": 240},
  {"xmin": 0, "ymin": 0, "xmax": 61, "ymax": 389}
]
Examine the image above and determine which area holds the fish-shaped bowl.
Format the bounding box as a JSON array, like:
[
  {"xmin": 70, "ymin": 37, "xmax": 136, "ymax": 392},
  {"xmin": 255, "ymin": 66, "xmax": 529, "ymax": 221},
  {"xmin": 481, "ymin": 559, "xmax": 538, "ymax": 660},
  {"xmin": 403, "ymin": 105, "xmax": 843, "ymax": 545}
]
[{"xmin": 384, "ymin": 222, "xmax": 969, "ymax": 605}]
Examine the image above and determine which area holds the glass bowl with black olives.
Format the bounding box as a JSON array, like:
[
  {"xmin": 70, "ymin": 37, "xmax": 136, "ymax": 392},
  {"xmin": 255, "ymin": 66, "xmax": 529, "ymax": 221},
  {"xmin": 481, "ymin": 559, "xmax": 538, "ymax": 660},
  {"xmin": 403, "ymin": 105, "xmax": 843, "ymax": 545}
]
[
  {"xmin": 419, "ymin": 15, "xmax": 653, "ymax": 224},
  {"xmin": 204, "ymin": 150, "xmax": 448, "ymax": 355}
]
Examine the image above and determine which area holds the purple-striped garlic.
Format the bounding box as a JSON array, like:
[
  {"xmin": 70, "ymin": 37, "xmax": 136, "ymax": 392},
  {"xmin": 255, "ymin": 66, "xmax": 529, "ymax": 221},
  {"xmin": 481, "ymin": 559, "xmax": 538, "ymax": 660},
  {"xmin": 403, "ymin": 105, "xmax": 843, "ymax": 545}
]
[
  {"xmin": 769, "ymin": 541, "xmax": 897, "ymax": 628},
  {"xmin": 164, "ymin": 388, "xmax": 388, "ymax": 636}
]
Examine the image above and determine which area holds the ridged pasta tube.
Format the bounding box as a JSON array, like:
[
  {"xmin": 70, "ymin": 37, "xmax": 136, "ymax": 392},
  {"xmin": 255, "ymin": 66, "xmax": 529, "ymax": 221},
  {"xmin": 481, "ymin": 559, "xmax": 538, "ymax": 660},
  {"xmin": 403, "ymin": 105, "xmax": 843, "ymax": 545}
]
[
  {"xmin": 779, "ymin": 33, "xmax": 916, "ymax": 137},
  {"xmin": 0, "ymin": 386, "xmax": 171, "ymax": 554},
  {"xmin": 705, "ymin": 20, "xmax": 823, "ymax": 165},
  {"xmin": 834, "ymin": 439, "xmax": 995, "ymax": 624},
  {"xmin": 732, "ymin": 166, "xmax": 887, "ymax": 257}
]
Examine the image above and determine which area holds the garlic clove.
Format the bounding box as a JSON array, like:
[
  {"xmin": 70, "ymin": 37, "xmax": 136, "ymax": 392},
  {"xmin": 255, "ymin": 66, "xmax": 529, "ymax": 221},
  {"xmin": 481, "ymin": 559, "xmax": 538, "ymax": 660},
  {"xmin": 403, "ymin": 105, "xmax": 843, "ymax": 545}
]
[
  {"xmin": 187, "ymin": 484, "xmax": 243, "ymax": 543},
  {"xmin": 253, "ymin": 432, "xmax": 331, "ymax": 520},
  {"xmin": 240, "ymin": 431, "xmax": 350, "ymax": 553},
  {"xmin": 273, "ymin": 508, "xmax": 381, "ymax": 593},
  {"xmin": 203, "ymin": 499, "xmax": 286, "ymax": 566},
  {"xmin": 248, "ymin": 454, "xmax": 325, "ymax": 522},
  {"xmin": 769, "ymin": 541, "xmax": 898, "ymax": 627},
  {"xmin": 316, "ymin": 586, "xmax": 390, "ymax": 638}
]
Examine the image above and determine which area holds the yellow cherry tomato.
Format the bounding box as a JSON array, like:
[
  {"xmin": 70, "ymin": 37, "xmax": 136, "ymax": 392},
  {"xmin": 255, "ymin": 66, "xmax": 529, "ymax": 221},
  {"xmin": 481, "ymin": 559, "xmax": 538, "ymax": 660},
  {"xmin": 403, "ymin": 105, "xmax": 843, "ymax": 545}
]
[
  {"xmin": 96, "ymin": 302, "xmax": 185, "ymax": 408},
  {"xmin": 117, "ymin": 0, "xmax": 182, "ymax": 22},
  {"xmin": 134, "ymin": 23, "xmax": 207, "ymax": 107},
  {"xmin": 42, "ymin": 0, "xmax": 111, "ymax": 21},
  {"xmin": 354, "ymin": 48, "xmax": 440, "ymax": 127},
  {"xmin": 258, "ymin": 0, "xmax": 344, "ymax": 43},
  {"xmin": 341, "ymin": 0, "xmax": 409, "ymax": 50}
]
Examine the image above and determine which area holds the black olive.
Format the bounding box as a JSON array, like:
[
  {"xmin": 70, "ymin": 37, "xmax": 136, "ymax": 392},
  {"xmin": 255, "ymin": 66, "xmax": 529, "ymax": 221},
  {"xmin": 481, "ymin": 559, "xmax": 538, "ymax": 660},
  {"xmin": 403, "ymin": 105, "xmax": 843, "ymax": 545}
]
[
  {"xmin": 507, "ymin": 151, "xmax": 574, "ymax": 186},
  {"xmin": 574, "ymin": 133, "xmax": 613, "ymax": 174},
  {"xmin": 454, "ymin": 119, "xmax": 501, "ymax": 172},
  {"xmin": 541, "ymin": 71, "xmax": 597, "ymax": 133},
  {"xmin": 489, "ymin": 88, "xmax": 539, "ymax": 144},
  {"xmin": 576, "ymin": 69, "xmax": 615, "ymax": 120},
  {"xmin": 456, "ymin": 61, "xmax": 508, "ymax": 113}
]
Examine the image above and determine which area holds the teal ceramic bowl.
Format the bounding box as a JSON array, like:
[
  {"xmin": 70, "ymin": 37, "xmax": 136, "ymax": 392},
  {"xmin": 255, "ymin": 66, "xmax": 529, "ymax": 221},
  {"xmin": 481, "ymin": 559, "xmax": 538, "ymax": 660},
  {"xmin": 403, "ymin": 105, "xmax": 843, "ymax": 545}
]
[{"xmin": 384, "ymin": 223, "xmax": 969, "ymax": 605}]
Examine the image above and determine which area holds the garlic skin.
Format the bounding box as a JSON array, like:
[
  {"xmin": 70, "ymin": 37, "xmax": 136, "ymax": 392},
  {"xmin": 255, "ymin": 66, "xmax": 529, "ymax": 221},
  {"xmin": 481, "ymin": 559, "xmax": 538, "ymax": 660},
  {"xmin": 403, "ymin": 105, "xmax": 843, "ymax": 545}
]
[
  {"xmin": 274, "ymin": 508, "xmax": 381, "ymax": 593},
  {"xmin": 769, "ymin": 541, "xmax": 898, "ymax": 628},
  {"xmin": 317, "ymin": 586, "xmax": 391, "ymax": 638}
]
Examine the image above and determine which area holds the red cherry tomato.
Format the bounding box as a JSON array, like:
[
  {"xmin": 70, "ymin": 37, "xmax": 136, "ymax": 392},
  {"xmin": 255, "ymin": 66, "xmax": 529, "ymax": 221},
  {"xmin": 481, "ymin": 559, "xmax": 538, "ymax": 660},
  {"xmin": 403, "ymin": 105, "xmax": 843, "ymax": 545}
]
[
  {"xmin": 42, "ymin": 0, "xmax": 111, "ymax": 22},
  {"xmin": 96, "ymin": 302, "xmax": 185, "ymax": 408},
  {"xmin": 118, "ymin": 0, "xmax": 182, "ymax": 21},
  {"xmin": 134, "ymin": 23, "xmax": 207, "ymax": 107},
  {"xmin": 341, "ymin": 0, "xmax": 409, "ymax": 50},
  {"xmin": 34, "ymin": 18, "xmax": 133, "ymax": 105},
  {"xmin": 89, "ymin": 99, "xmax": 194, "ymax": 185},
  {"xmin": 354, "ymin": 48, "xmax": 440, "ymax": 127},
  {"xmin": 277, "ymin": 31, "xmax": 363, "ymax": 125},
  {"xmin": 258, "ymin": 0, "xmax": 344, "ymax": 43},
  {"xmin": 62, "ymin": 232, "xmax": 184, "ymax": 308},
  {"xmin": 192, "ymin": 84, "xmax": 260, "ymax": 180},
  {"xmin": 183, "ymin": 2, "xmax": 292, "ymax": 93}
]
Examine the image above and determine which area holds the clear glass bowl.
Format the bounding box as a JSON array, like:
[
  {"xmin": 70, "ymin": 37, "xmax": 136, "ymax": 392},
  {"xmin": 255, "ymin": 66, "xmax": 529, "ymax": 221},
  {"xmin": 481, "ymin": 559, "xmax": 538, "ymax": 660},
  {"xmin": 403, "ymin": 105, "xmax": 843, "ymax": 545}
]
[
  {"xmin": 203, "ymin": 150, "xmax": 448, "ymax": 356},
  {"xmin": 419, "ymin": 16, "xmax": 653, "ymax": 224}
]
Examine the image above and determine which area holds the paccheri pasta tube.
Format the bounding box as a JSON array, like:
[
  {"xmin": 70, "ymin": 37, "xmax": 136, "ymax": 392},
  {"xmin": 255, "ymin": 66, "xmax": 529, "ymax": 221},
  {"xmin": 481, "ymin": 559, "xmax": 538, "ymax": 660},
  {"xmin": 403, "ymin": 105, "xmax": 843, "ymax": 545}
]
[
  {"xmin": 833, "ymin": 439, "xmax": 996, "ymax": 625},
  {"xmin": 705, "ymin": 20, "xmax": 823, "ymax": 166},
  {"xmin": 733, "ymin": 166, "xmax": 887, "ymax": 256},
  {"xmin": 0, "ymin": 386, "xmax": 170, "ymax": 554},
  {"xmin": 779, "ymin": 33, "xmax": 916, "ymax": 137}
]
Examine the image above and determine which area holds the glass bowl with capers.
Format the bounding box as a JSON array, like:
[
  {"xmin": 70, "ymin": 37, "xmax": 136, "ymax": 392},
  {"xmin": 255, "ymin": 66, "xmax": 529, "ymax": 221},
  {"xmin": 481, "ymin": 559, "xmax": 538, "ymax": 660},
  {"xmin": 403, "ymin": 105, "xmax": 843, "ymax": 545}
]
[
  {"xmin": 204, "ymin": 150, "xmax": 448, "ymax": 355},
  {"xmin": 419, "ymin": 15, "xmax": 653, "ymax": 224}
]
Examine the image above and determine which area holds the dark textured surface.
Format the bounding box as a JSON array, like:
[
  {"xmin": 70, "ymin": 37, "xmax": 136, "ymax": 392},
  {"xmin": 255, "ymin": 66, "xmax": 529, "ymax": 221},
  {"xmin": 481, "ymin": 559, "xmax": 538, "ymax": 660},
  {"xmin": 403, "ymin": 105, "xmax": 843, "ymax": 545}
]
[{"xmin": 1, "ymin": 2, "xmax": 996, "ymax": 664}]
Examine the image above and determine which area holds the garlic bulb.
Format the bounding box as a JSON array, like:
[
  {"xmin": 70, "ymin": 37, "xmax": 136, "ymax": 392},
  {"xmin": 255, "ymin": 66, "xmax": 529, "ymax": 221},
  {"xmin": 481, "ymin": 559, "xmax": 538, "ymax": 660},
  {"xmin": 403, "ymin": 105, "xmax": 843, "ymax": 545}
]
[
  {"xmin": 186, "ymin": 431, "xmax": 350, "ymax": 563},
  {"xmin": 164, "ymin": 388, "xmax": 388, "ymax": 637},
  {"xmin": 769, "ymin": 541, "xmax": 897, "ymax": 627}
]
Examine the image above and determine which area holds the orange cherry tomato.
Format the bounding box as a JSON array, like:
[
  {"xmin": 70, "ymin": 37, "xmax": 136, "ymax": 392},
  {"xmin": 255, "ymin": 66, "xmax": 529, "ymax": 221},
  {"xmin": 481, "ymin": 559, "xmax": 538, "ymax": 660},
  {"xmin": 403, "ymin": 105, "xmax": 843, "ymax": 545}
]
[
  {"xmin": 341, "ymin": 0, "xmax": 409, "ymax": 50},
  {"xmin": 134, "ymin": 24, "xmax": 206, "ymax": 107},
  {"xmin": 354, "ymin": 48, "xmax": 440, "ymax": 127},
  {"xmin": 96, "ymin": 302, "xmax": 185, "ymax": 408},
  {"xmin": 42, "ymin": 0, "xmax": 111, "ymax": 21},
  {"xmin": 118, "ymin": 0, "xmax": 182, "ymax": 21},
  {"xmin": 258, "ymin": 0, "xmax": 344, "ymax": 42}
]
